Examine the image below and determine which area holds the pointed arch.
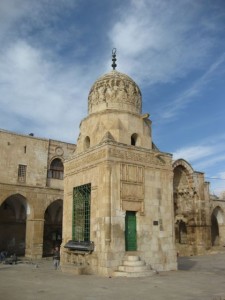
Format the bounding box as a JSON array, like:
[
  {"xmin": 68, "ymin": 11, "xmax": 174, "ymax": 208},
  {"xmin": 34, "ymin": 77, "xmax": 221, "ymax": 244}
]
[
  {"xmin": 43, "ymin": 199, "xmax": 63, "ymax": 256},
  {"xmin": 173, "ymin": 159, "xmax": 194, "ymax": 175},
  {"xmin": 173, "ymin": 159, "xmax": 195, "ymax": 193}
]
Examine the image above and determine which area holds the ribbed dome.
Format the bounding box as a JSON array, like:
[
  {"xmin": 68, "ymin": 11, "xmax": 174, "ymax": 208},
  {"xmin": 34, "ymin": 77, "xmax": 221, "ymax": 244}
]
[{"xmin": 88, "ymin": 70, "xmax": 142, "ymax": 114}]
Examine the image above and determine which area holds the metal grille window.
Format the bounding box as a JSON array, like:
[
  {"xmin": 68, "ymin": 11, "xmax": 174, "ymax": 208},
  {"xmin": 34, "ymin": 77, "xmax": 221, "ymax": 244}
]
[
  {"xmin": 73, "ymin": 183, "xmax": 91, "ymax": 241},
  {"xmin": 18, "ymin": 164, "xmax": 27, "ymax": 182},
  {"xmin": 48, "ymin": 158, "xmax": 63, "ymax": 180}
]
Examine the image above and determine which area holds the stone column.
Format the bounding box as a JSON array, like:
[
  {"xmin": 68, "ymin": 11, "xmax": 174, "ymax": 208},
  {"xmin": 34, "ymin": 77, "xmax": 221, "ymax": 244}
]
[
  {"xmin": 25, "ymin": 218, "xmax": 44, "ymax": 259},
  {"xmin": 219, "ymin": 224, "xmax": 225, "ymax": 245}
]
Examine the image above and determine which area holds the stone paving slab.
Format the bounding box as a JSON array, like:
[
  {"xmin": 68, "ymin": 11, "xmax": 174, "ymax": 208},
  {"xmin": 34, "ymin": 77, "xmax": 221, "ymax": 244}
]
[{"xmin": 1, "ymin": 250, "xmax": 225, "ymax": 300}]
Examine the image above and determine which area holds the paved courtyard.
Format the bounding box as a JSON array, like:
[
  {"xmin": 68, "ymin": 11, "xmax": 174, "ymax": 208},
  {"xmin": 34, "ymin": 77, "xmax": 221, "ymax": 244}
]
[{"xmin": 1, "ymin": 249, "xmax": 225, "ymax": 300}]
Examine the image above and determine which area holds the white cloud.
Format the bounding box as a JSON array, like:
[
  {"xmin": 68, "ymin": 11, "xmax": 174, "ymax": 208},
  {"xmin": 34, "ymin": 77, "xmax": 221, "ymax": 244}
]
[
  {"xmin": 173, "ymin": 145, "xmax": 214, "ymax": 162},
  {"xmin": 161, "ymin": 53, "xmax": 225, "ymax": 120},
  {"xmin": 0, "ymin": 1, "xmax": 102, "ymax": 143},
  {"xmin": 208, "ymin": 176, "xmax": 225, "ymax": 197},
  {"xmin": 219, "ymin": 172, "xmax": 225, "ymax": 180},
  {"xmin": 194, "ymin": 154, "xmax": 225, "ymax": 171},
  {"xmin": 0, "ymin": 39, "xmax": 94, "ymax": 142},
  {"xmin": 109, "ymin": 0, "xmax": 218, "ymax": 84}
]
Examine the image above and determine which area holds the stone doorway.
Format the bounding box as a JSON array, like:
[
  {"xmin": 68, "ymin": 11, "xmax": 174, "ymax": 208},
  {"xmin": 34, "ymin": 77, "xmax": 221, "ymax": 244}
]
[
  {"xmin": 125, "ymin": 211, "xmax": 137, "ymax": 251},
  {"xmin": 175, "ymin": 220, "xmax": 187, "ymax": 244},
  {"xmin": 43, "ymin": 199, "xmax": 63, "ymax": 257},
  {"xmin": 0, "ymin": 194, "xmax": 27, "ymax": 256}
]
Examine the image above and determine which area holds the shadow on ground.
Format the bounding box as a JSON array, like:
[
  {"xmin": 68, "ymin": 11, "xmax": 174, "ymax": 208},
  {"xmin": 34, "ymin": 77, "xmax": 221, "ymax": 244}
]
[{"xmin": 177, "ymin": 256, "xmax": 197, "ymax": 270}]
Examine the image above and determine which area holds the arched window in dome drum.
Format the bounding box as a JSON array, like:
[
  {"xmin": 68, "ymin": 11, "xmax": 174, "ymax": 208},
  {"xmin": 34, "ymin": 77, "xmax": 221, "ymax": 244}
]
[
  {"xmin": 84, "ymin": 136, "xmax": 90, "ymax": 150},
  {"xmin": 48, "ymin": 158, "xmax": 64, "ymax": 180},
  {"xmin": 131, "ymin": 133, "xmax": 138, "ymax": 146}
]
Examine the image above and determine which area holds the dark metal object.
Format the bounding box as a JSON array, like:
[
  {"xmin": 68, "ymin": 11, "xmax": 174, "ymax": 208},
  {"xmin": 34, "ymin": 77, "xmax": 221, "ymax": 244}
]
[
  {"xmin": 112, "ymin": 48, "xmax": 117, "ymax": 70},
  {"xmin": 64, "ymin": 240, "xmax": 94, "ymax": 253},
  {"xmin": 3, "ymin": 254, "xmax": 17, "ymax": 265}
]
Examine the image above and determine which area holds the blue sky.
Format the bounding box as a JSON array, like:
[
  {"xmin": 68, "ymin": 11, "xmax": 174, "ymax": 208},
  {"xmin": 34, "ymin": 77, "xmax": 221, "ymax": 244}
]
[{"xmin": 0, "ymin": 0, "xmax": 225, "ymax": 195}]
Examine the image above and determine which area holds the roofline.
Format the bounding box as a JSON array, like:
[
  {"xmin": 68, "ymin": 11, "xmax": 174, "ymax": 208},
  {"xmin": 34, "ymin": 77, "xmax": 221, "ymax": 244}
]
[{"xmin": 0, "ymin": 128, "xmax": 76, "ymax": 146}]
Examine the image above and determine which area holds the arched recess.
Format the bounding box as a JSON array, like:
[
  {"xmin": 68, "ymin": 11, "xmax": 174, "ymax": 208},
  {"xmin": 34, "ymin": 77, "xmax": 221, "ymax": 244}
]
[
  {"xmin": 0, "ymin": 194, "xmax": 28, "ymax": 256},
  {"xmin": 175, "ymin": 220, "xmax": 187, "ymax": 244},
  {"xmin": 173, "ymin": 160, "xmax": 193, "ymax": 192},
  {"xmin": 48, "ymin": 158, "xmax": 64, "ymax": 180},
  {"xmin": 173, "ymin": 160, "xmax": 195, "ymax": 255},
  {"xmin": 211, "ymin": 206, "xmax": 225, "ymax": 246},
  {"xmin": 43, "ymin": 199, "xmax": 63, "ymax": 257},
  {"xmin": 131, "ymin": 133, "xmax": 138, "ymax": 146},
  {"xmin": 84, "ymin": 136, "xmax": 90, "ymax": 150},
  {"xmin": 173, "ymin": 160, "xmax": 193, "ymax": 215}
]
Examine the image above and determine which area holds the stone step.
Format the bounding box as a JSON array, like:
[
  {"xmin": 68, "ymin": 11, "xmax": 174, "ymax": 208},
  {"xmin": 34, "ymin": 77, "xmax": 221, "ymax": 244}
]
[
  {"xmin": 113, "ymin": 270, "xmax": 156, "ymax": 278},
  {"xmin": 118, "ymin": 265, "xmax": 150, "ymax": 272},
  {"xmin": 123, "ymin": 260, "xmax": 145, "ymax": 267},
  {"xmin": 124, "ymin": 255, "xmax": 140, "ymax": 261},
  {"xmin": 113, "ymin": 254, "xmax": 156, "ymax": 278}
]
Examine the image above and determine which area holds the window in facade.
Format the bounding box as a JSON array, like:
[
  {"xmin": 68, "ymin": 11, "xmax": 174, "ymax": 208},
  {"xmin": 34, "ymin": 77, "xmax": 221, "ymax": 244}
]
[
  {"xmin": 48, "ymin": 158, "xmax": 64, "ymax": 180},
  {"xmin": 18, "ymin": 164, "xmax": 27, "ymax": 183},
  {"xmin": 84, "ymin": 136, "xmax": 90, "ymax": 150},
  {"xmin": 131, "ymin": 133, "xmax": 138, "ymax": 146},
  {"xmin": 72, "ymin": 183, "xmax": 91, "ymax": 241}
]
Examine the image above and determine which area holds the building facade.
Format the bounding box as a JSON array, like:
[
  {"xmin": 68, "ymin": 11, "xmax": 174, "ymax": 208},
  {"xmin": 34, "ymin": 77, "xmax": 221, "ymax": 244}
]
[{"xmin": 0, "ymin": 129, "xmax": 75, "ymax": 258}]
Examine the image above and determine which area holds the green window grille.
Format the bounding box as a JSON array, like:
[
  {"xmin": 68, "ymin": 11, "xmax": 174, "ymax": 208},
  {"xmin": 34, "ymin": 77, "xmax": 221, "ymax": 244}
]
[{"xmin": 72, "ymin": 183, "xmax": 91, "ymax": 241}]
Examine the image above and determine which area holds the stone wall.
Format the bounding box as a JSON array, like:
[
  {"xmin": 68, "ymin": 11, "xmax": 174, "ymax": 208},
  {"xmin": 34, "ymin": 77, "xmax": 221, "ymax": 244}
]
[
  {"xmin": 62, "ymin": 141, "xmax": 177, "ymax": 276},
  {"xmin": 0, "ymin": 129, "xmax": 76, "ymax": 258}
]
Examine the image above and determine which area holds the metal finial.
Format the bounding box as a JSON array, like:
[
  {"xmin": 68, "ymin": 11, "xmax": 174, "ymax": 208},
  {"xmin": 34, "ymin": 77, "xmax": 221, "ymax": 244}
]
[{"xmin": 111, "ymin": 48, "xmax": 117, "ymax": 70}]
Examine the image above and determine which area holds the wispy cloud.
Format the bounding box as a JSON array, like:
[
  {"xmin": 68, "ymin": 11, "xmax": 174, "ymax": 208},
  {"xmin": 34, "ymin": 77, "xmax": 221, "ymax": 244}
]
[
  {"xmin": 208, "ymin": 173, "xmax": 225, "ymax": 196},
  {"xmin": 0, "ymin": 38, "xmax": 99, "ymax": 142},
  {"xmin": 173, "ymin": 133, "xmax": 225, "ymax": 166},
  {"xmin": 0, "ymin": 0, "xmax": 104, "ymax": 142},
  {"xmin": 173, "ymin": 145, "xmax": 214, "ymax": 162},
  {"xmin": 219, "ymin": 172, "xmax": 225, "ymax": 180},
  {"xmin": 195, "ymin": 154, "xmax": 225, "ymax": 171},
  {"xmin": 109, "ymin": 0, "xmax": 222, "ymax": 84},
  {"xmin": 172, "ymin": 134, "xmax": 225, "ymax": 195},
  {"xmin": 161, "ymin": 52, "xmax": 225, "ymax": 119}
]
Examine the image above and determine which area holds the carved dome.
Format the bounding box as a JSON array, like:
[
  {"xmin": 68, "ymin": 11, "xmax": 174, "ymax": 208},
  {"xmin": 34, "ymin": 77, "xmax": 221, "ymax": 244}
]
[{"xmin": 88, "ymin": 70, "xmax": 142, "ymax": 114}]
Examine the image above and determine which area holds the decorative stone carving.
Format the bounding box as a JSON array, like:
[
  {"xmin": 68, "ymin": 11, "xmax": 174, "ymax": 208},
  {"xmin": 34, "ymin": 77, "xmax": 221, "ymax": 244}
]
[
  {"xmin": 55, "ymin": 147, "xmax": 63, "ymax": 156},
  {"xmin": 109, "ymin": 148, "xmax": 167, "ymax": 166},
  {"xmin": 121, "ymin": 164, "xmax": 143, "ymax": 183},
  {"xmin": 88, "ymin": 71, "xmax": 142, "ymax": 114},
  {"xmin": 120, "ymin": 163, "xmax": 144, "ymax": 213},
  {"xmin": 65, "ymin": 149, "xmax": 107, "ymax": 173},
  {"xmin": 174, "ymin": 187, "xmax": 199, "ymax": 213}
]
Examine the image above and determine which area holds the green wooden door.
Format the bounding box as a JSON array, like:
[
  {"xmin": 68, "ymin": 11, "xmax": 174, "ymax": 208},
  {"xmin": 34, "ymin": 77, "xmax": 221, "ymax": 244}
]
[{"xmin": 125, "ymin": 211, "xmax": 137, "ymax": 251}]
